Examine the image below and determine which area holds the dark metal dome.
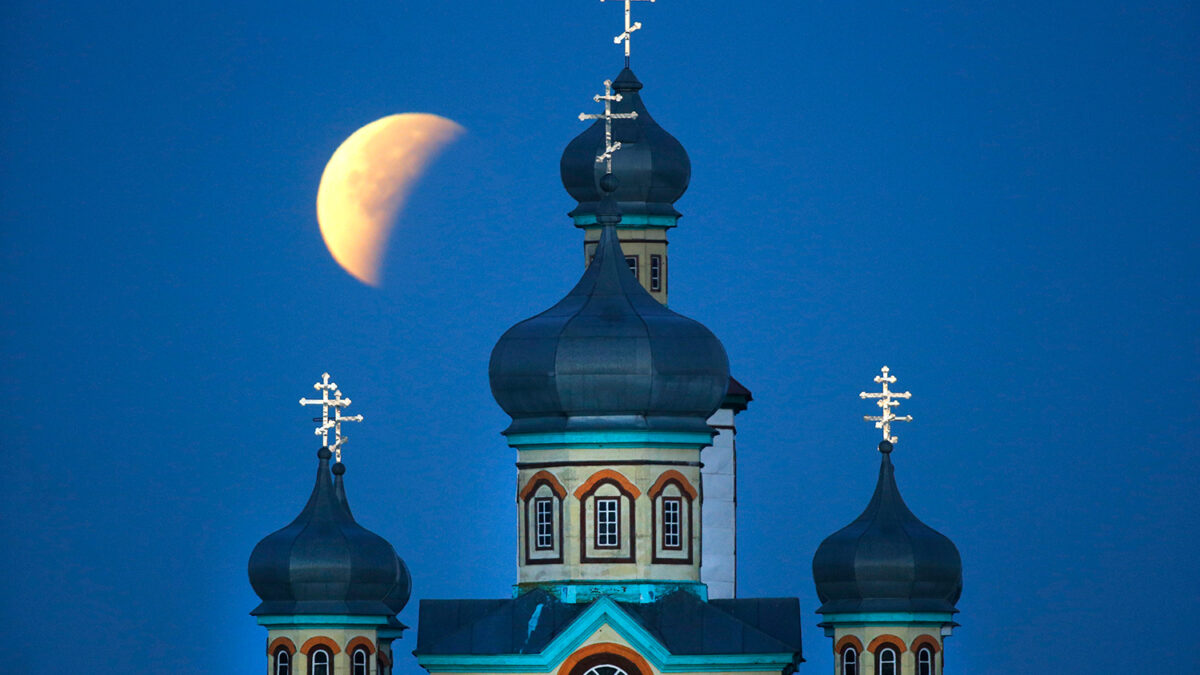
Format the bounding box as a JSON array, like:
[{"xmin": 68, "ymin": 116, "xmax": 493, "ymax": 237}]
[
  {"xmin": 489, "ymin": 217, "xmax": 729, "ymax": 438},
  {"xmin": 561, "ymin": 68, "xmax": 691, "ymax": 219},
  {"xmin": 248, "ymin": 448, "xmax": 411, "ymax": 617},
  {"xmin": 812, "ymin": 444, "xmax": 962, "ymax": 614}
]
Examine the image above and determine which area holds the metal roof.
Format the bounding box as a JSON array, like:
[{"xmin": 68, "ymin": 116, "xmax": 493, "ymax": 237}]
[
  {"xmin": 248, "ymin": 447, "xmax": 411, "ymax": 617},
  {"xmin": 812, "ymin": 446, "xmax": 963, "ymax": 614},
  {"xmin": 489, "ymin": 221, "xmax": 730, "ymax": 437}
]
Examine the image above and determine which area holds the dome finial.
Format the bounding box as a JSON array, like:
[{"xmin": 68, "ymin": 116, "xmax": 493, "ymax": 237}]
[
  {"xmin": 859, "ymin": 365, "xmax": 913, "ymax": 444},
  {"xmin": 299, "ymin": 372, "xmax": 364, "ymax": 463},
  {"xmin": 601, "ymin": 0, "xmax": 656, "ymax": 68}
]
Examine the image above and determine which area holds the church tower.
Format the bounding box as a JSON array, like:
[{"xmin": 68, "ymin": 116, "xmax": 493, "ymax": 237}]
[
  {"xmin": 811, "ymin": 369, "xmax": 962, "ymax": 675},
  {"xmin": 558, "ymin": 34, "xmax": 749, "ymax": 601},
  {"xmin": 414, "ymin": 5, "xmax": 802, "ymax": 675},
  {"xmin": 248, "ymin": 376, "xmax": 411, "ymax": 675}
]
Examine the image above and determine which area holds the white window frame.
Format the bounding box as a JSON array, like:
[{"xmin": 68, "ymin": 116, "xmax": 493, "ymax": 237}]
[
  {"xmin": 275, "ymin": 648, "xmax": 290, "ymax": 675},
  {"xmin": 841, "ymin": 646, "xmax": 857, "ymax": 675},
  {"xmin": 662, "ymin": 497, "xmax": 682, "ymax": 549},
  {"xmin": 596, "ymin": 497, "xmax": 620, "ymax": 548},
  {"xmin": 878, "ymin": 647, "xmax": 897, "ymax": 675},
  {"xmin": 535, "ymin": 497, "xmax": 554, "ymax": 550},
  {"xmin": 917, "ymin": 646, "xmax": 933, "ymax": 675},
  {"xmin": 353, "ymin": 648, "xmax": 369, "ymax": 675},
  {"xmin": 649, "ymin": 254, "xmax": 662, "ymax": 291}
]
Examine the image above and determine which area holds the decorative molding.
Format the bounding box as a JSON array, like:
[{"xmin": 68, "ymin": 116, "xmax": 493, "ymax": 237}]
[
  {"xmin": 520, "ymin": 470, "xmax": 568, "ymax": 500},
  {"xmin": 834, "ymin": 635, "xmax": 863, "ymax": 654},
  {"xmin": 910, "ymin": 635, "xmax": 941, "ymax": 653},
  {"xmin": 345, "ymin": 636, "xmax": 376, "ymax": 655},
  {"xmin": 267, "ymin": 636, "xmax": 296, "ymax": 656},
  {"xmin": 574, "ymin": 470, "xmax": 641, "ymax": 499},
  {"xmin": 518, "ymin": 459, "xmax": 701, "ymax": 469},
  {"xmin": 300, "ymin": 636, "xmax": 341, "ymax": 655},
  {"xmin": 377, "ymin": 650, "xmax": 392, "ymax": 667},
  {"xmin": 559, "ymin": 643, "xmax": 653, "ymax": 675},
  {"xmin": 648, "ymin": 470, "xmax": 697, "ymax": 500},
  {"xmin": 867, "ymin": 635, "xmax": 907, "ymax": 654}
]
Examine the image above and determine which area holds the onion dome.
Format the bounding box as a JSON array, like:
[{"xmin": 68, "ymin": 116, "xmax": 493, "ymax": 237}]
[
  {"xmin": 812, "ymin": 441, "xmax": 962, "ymax": 614},
  {"xmin": 489, "ymin": 182, "xmax": 728, "ymax": 439},
  {"xmin": 249, "ymin": 448, "xmax": 411, "ymax": 617},
  {"xmin": 561, "ymin": 68, "xmax": 691, "ymax": 219}
]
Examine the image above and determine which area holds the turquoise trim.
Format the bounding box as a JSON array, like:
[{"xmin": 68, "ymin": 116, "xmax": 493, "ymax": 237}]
[
  {"xmin": 507, "ymin": 429, "xmax": 714, "ymax": 450},
  {"xmin": 819, "ymin": 612, "xmax": 955, "ymax": 625},
  {"xmin": 514, "ymin": 580, "xmax": 707, "ymax": 604},
  {"xmin": 415, "ymin": 596, "xmax": 797, "ymax": 673},
  {"xmin": 574, "ymin": 214, "xmax": 678, "ymax": 228},
  {"xmin": 377, "ymin": 627, "xmax": 407, "ymax": 639},
  {"xmin": 256, "ymin": 614, "xmax": 390, "ymax": 627}
]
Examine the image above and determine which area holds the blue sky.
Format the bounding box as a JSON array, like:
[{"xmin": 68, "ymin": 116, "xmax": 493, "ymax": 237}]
[{"xmin": 1, "ymin": 1, "xmax": 1197, "ymax": 672}]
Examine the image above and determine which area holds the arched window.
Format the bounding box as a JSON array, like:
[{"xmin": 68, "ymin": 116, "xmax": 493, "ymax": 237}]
[
  {"xmin": 567, "ymin": 651, "xmax": 645, "ymax": 675},
  {"xmin": 309, "ymin": 647, "xmax": 331, "ymax": 675},
  {"xmin": 877, "ymin": 646, "xmax": 898, "ymax": 675},
  {"xmin": 352, "ymin": 646, "xmax": 369, "ymax": 675},
  {"xmin": 917, "ymin": 645, "xmax": 933, "ymax": 675},
  {"xmin": 649, "ymin": 471, "xmax": 697, "ymax": 564},
  {"xmin": 840, "ymin": 645, "xmax": 857, "ymax": 675},
  {"xmin": 576, "ymin": 471, "xmax": 638, "ymax": 563},
  {"xmin": 520, "ymin": 471, "xmax": 565, "ymax": 564},
  {"xmin": 273, "ymin": 647, "xmax": 290, "ymax": 675}
]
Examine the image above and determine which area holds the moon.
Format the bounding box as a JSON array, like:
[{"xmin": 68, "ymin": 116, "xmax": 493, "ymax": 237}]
[{"xmin": 316, "ymin": 113, "xmax": 464, "ymax": 286}]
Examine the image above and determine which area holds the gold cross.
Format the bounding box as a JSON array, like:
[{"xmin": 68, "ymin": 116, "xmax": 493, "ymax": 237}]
[
  {"xmin": 602, "ymin": 0, "xmax": 655, "ymax": 66},
  {"xmin": 299, "ymin": 372, "xmax": 363, "ymax": 463},
  {"xmin": 859, "ymin": 366, "xmax": 912, "ymax": 444}
]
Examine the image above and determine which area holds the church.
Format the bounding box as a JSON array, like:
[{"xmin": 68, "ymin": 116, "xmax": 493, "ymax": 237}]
[{"xmin": 245, "ymin": 5, "xmax": 963, "ymax": 675}]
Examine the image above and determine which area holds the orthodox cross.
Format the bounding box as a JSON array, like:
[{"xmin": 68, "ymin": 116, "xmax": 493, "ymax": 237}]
[
  {"xmin": 578, "ymin": 79, "xmax": 638, "ymax": 174},
  {"xmin": 859, "ymin": 365, "xmax": 913, "ymax": 444},
  {"xmin": 602, "ymin": 0, "xmax": 654, "ymax": 66},
  {"xmin": 299, "ymin": 372, "xmax": 363, "ymax": 463}
]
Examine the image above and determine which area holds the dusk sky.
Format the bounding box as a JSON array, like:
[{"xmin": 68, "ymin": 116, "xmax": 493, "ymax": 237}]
[{"xmin": 2, "ymin": 1, "xmax": 1197, "ymax": 673}]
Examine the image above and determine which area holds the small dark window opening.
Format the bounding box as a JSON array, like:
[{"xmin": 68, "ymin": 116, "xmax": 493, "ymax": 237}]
[
  {"xmin": 625, "ymin": 256, "xmax": 638, "ymax": 279},
  {"xmin": 310, "ymin": 648, "xmax": 331, "ymax": 675},
  {"xmin": 917, "ymin": 646, "xmax": 933, "ymax": 675},
  {"xmin": 877, "ymin": 646, "xmax": 898, "ymax": 675},
  {"xmin": 649, "ymin": 255, "xmax": 662, "ymax": 291},
  {"xmin": 352, "ymin": 647, "xmax": 369, "ymax": 675},
  {"xmin": 274, "ymin": 647, "xmax": 291, "ymax": 675}
]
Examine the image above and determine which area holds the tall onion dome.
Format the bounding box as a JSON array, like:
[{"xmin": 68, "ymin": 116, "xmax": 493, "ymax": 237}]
[
  {"xmin": 812, "ymin": 440, "xmax": 963, "ymax": 614},
  {"xmin": 248, "ymin": 447, "xmax": 412, "ymax": 617},
  {"xmin": 560, "ymin": 68, "xmax": 690, "ymax": 220},
  {"xmin": 488, "ymin": 180, "xmax": 729, "ymax": 443}
]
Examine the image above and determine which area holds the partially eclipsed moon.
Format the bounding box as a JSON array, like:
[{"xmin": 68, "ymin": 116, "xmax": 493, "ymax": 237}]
[{"xmin": 316, "ymin": 113, "xmax": 464, "ymax": 286}]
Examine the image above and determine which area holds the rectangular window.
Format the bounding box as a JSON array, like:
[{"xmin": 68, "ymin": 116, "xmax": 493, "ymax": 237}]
[
  {"xmin": 596, "ymin": 498, "xmax": 620, "ymax": 548},
  {"xmin": 663, "ymin": 498, "xmax": 682, "ymax": 549},
  {"xmin": 625, "ymin": 255, "xmax": 638, "ymax": 279},
  {"xmin": 650, "ymin": 255, "xmax": 662, "ymax": 291},
  {"xmin": 535, "ymin": 498, "xmax": 554, "ymax": 550}
]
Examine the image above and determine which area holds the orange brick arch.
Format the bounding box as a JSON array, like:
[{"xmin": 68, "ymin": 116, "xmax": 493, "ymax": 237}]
[
  {"xmin": 300, "ymin": 636, "xmax": 341, "ymax": 655},
  {"xmin": 648, "ymin": 470, "xmax": 698, "ymax": 500},
  {"xmin": 834, "ymin": 635, "xmax": 864, "ymax": 654},
  {"xmin": 558, "ymin": 643, "xmax": 654, "ymax": 675},
  {"xmin": 345, "ymin": 636, "xmax": 376, "ymax": 655},
  {"xmin": 267, "ymin": 636, "xmax": 296, "ymax": 655},
  {"xmin": 520, "ymin": 470, "xmax": 568, "ymax": 500},
  {"xmin": 867, "ymin": 634, "xmax": 907, "ymax": 654},
  {"xmin": 574, "ymin": 469, "xmax": 641, "ymax": 499},
  {"xmin": 911, "ymin": 634, "xmax": 941, "ymax": 653}
]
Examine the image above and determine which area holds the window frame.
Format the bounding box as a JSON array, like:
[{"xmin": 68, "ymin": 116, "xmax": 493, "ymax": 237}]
[
  {"xmin": 352, "ymin": 646, "xmax": 369, "ymax": 675},
  {"xmin": 309, "ymin": 647, "xmax": 332, "ymax": 675},
  {"xmin": 876, "ymin": 646, "xmax": 898, "ymax": 675},
  {"xmin": 624, "ymin": 255, "xmax": 638, "ymax": 280},
  {"xmin": 649, "ymin": 255, "xmax": 662, "ymax": 292},
  {"xmin": 917, "ymin": 645, "xmax": 933, "ymax": 675},
  {"xmin": 534, "ymin": 497, "xmax": 555, "ymax": 550},
  {"xmin": 840, "ymin": 645, "xmax": 857, "ymax": 675},
  {"xmin": 274, "ymin": 647, "xmax": 291, "ymax": 675},
  {"xmin": 661, "ymin": 497, "xmax": 682, "ymax": 550},
  {"xmin": 595, "ymin": 497, "xmax": 620, "ymax": 548}
]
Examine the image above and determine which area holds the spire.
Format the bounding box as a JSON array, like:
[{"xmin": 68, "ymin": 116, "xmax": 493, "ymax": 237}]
[{"xmin": 601, "ymin": 0, "xmax": 655, "ymax": 67}]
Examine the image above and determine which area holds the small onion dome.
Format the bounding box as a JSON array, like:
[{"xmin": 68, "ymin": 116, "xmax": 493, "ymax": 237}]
[
  {"xmin": 812, "ymin": 442, "xmax": 962, "ymax": 614},
  {"xmin": 249, "ymin": 448, "xmax": 411, "ymax": 617},
  {"xmin": 489, "ymin": 196, "xmax": 728, "ymax": 438},
  {"xmin": 561, "ymin": 68, "xmax": 691, "ymax": 219}
]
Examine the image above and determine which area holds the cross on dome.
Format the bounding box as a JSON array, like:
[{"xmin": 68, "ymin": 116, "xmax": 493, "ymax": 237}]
[
  {"xmin": 859, "ymin": 365, "xmax": 913, "ymax": 444},
  {"xmin": 578, "ymin": 79, "xmax": 639, "ymax": 174},
  {"xmin": 601, "ymin": 0, "xmax": 655, "ymax": 66},
  {"xmin": 299, "ymin": 372, "xmax": 363, "ymax": 462}
]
